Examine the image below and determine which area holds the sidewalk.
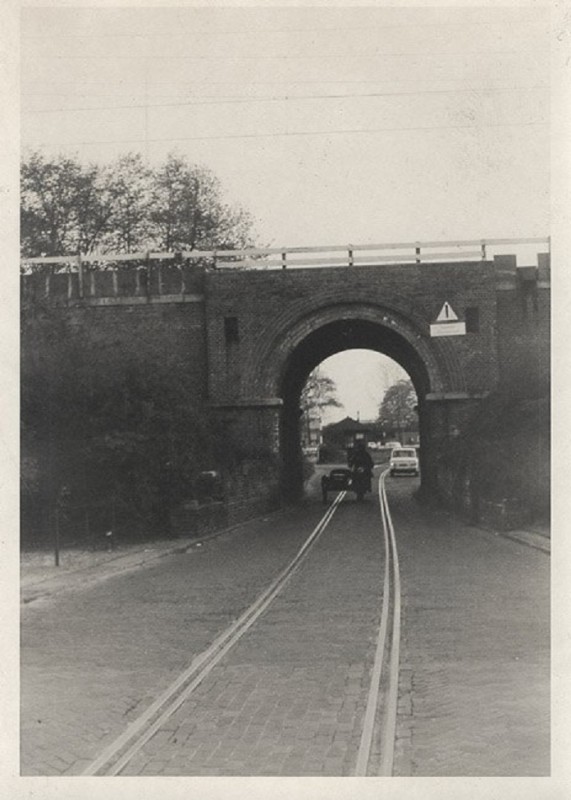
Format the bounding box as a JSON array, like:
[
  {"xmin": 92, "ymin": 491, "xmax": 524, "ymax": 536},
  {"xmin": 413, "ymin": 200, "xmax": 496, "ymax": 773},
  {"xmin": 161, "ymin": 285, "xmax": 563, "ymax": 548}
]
[
  {"xmin": 20, "ymin": 514, "xmax": 276, "ymax": 606},
  {"xmin": 484, "ymin": 522, "xmax": 550, "ymax": 554},
  {"xmin": 21, "ymin": 539, "xmax": 188, "ymax": 606}
]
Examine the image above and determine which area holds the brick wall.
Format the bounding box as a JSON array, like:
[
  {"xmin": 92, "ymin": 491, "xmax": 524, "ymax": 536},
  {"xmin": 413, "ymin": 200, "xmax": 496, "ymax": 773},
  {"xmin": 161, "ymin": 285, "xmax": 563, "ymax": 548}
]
[
  {"xmin": 205, "ymin": 260, "xmax": 502, "ymax": 502},
  {"xmin": 206, "ymin": 261, "xmax": 500, "ymax": 404},
  {"xmin": 21, "ymin": 255, "xmax": 550, "ymax": 525},
  {"xmin": 47, "ymin": 300, "xmax": 208, "ymax": 401},
  {"xmin": 494, "ymin": 256, "xmax": 550, "ymax": 397}
]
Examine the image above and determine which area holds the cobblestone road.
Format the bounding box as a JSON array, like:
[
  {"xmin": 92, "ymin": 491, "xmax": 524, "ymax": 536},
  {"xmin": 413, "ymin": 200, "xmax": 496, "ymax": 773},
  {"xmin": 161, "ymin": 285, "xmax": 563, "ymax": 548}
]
[
  {"xmin": 21, "ymin": 470, "xmax": 550, "ymax": 777},
  {"xmin": 118, "ymin": 499, "xmax": 384, "ymax": 777},
  {"xmin": 389, "ymin": 480, "xmax": 550, "ymax": 776},
  {"xmin": 21, "ymin": 503, "xmax": 330, "ymax": 775}
]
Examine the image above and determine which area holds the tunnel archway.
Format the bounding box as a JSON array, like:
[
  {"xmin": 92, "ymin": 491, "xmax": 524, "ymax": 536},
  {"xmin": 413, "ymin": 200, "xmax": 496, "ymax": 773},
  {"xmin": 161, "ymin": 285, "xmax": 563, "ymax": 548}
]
[
  {"xmin": 276, "ymin": 315, "xmax": 434, "ymax": 501},
  {"xmin": 207, "ymin": 261, "xmax": 503, "ymax": 515}
]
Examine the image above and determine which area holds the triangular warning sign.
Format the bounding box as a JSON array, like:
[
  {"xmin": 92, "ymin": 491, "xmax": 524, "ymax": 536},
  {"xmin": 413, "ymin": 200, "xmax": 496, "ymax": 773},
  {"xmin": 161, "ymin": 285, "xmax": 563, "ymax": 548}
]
[{"xmin": 436, "ymin": 302, "xmax": 459, "ymax": 322}]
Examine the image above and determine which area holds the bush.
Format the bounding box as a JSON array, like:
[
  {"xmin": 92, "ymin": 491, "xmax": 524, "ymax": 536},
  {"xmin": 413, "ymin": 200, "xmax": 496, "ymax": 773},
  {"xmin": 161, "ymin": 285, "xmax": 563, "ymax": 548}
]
[{"xmin": 21, "ymin": 303, "xmax": 232, "ymax": 540}]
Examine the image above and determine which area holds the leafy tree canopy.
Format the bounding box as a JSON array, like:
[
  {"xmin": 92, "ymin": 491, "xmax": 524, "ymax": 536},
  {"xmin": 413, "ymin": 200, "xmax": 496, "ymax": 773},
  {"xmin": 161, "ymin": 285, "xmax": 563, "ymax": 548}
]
[
  {"xmin": 378, "ymin": 378, "xmax": 418, "ymax": 431},
  {"xmin": 21, "ymin": 150, "xmax": 257, "ymax": 259},
  {"xmin": 300, "ymin": 368, "xmax": 341, "ymax": 415}
]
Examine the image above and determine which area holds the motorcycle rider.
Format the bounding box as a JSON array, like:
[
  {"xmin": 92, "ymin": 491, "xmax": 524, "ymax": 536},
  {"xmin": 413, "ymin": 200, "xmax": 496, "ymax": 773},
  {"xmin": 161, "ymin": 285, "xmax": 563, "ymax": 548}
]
[{"xmin": 348, "ymin": 439, "xmax": 374, "ymax": 493}]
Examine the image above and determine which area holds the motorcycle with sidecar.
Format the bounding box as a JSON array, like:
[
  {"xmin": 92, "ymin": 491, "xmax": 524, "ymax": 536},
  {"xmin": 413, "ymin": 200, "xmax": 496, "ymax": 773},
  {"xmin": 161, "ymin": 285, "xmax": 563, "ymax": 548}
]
[{"xmin": 321, "ymin": 466, "xmax": 372, "ymax": 503}]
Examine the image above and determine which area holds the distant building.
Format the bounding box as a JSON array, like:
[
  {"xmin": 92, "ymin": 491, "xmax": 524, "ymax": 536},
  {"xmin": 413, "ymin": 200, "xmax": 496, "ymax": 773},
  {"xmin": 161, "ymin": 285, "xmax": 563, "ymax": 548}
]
[{"xmin": 323, "ymin": 416, "xmax": 372, "ymax": 450}]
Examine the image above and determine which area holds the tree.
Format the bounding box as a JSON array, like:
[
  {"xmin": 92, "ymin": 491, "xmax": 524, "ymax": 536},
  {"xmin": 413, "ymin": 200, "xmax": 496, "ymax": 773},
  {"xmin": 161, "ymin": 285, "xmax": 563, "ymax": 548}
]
[
  {"xmin": 102, "ymin": 153, "xmax": 153, "ymax": 253},
  {"xmin": 378, "ymin": 379, "xmax": 418, "ymax": 437},
  {"xmin": 21, "ymin": 150, "xmax": 257, "ymax": 259},
  {"xmin": 300, "ymin": 368, "xmax": 342, "ymax": 415},
  {"xmin": 20, "ymin": 151, "xmax": 128, "ymax": 258},
  {"xmin": 299, "ymin": 368, "xmax": 341, "ymax": 449},
  {"xmin": 149, "ymin": 153, "xmax": 255, "ymax": 252},
  {"xmin": 21, "ymin": 151, "xmax": 103, "ymax": 257},
  {"xmin": 74, "ymin": 162, "xmax": 118, "ymax": 255}
]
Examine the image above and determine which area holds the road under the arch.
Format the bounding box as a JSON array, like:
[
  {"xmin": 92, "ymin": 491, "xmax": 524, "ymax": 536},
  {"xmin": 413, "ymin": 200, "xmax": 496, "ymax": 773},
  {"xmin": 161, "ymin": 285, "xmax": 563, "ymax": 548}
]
[{"xmin": 278, "ymin": 318, "xmax": 431, "ymax": 501}]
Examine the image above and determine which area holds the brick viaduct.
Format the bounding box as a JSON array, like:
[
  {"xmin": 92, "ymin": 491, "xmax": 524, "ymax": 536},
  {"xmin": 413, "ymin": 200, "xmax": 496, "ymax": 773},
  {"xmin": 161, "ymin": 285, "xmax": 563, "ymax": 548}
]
[{"xmin": 22, "ymin": 250, "xmax": 550, "ymax": 520}]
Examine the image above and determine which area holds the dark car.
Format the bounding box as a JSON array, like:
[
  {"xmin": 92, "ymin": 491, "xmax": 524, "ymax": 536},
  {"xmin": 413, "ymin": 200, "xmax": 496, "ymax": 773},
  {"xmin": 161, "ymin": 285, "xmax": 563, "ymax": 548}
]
[{"xmin": 321, "ymin": 468, "xmax": 352, "ymax": 502}]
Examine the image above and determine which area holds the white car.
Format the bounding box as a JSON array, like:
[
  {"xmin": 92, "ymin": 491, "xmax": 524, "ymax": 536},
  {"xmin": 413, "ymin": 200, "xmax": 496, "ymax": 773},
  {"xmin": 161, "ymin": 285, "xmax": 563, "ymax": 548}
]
[{"xmin": 389, "ymin": 447, "xmax": 419, "ymax": 477}]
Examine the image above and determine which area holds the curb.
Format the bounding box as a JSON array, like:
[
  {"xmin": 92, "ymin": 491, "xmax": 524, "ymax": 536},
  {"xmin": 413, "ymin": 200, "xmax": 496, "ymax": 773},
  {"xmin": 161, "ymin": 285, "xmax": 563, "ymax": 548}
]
[
  {"xmin": 21, "ymin": 507, "xmax": 288, "ymax": 606},
  {"xmin": 496, "ymin": 528, "xmax": 550, "ymax": 554},
  {"xmin": 474, "ymin": 524, "xmax": 550, "ymax": 554},
  {"xmin": 21, "ymin": 544, "xmax": 187, "ymax": 605}
]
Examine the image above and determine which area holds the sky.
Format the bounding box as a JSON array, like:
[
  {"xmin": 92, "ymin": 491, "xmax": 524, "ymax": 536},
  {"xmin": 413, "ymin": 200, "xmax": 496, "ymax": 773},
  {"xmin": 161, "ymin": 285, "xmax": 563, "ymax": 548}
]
[
  {"xmin": 313, "ymin": 351, "xmax": 408, "ymax": 424},
  {"xmin": 20, "ymin": 5, "xmax": 551, "ymax": 421}
]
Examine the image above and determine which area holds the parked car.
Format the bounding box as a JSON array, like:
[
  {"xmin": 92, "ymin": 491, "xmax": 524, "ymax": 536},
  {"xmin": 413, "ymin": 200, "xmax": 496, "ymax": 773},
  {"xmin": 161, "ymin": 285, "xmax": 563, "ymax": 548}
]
[
  {"xmin": 389, "ymin": 447, "xmax": 420, "ymax": 477},
  {"xmin": 383, "ymin": 441, "xmax": 402, "ymax": 449}
]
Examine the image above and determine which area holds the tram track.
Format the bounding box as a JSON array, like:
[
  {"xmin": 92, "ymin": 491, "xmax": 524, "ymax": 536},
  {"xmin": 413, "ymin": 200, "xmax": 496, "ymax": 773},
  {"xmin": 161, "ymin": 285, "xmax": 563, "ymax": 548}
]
[
  {"xmin": 355, "ymin": 469, "xmax": 402, "ymax": 775},
  {"xmin": 81, "ymin": 469, "xmax": 402, "ymax": 777},
  {"xmin": 22, "ymin": 465, "xmax": 551, "ymax": 778},
  {"xmin": 82, "ymin": 491, "xmax": 346, "ymax": 776}
]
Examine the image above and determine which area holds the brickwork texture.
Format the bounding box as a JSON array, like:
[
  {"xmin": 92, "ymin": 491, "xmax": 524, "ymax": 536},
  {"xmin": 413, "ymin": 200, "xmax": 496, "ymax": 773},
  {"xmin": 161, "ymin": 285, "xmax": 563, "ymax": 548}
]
[{"xmin": 21, "ymin": 257, "xmax": 549, "ymax": 519}]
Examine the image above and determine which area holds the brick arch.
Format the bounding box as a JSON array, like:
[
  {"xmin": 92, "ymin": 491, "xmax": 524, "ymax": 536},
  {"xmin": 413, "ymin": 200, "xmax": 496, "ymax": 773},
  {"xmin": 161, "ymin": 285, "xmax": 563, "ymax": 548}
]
[{"xmin": 244, "ymin": 300, "xmax": 466, "ymax": 400}]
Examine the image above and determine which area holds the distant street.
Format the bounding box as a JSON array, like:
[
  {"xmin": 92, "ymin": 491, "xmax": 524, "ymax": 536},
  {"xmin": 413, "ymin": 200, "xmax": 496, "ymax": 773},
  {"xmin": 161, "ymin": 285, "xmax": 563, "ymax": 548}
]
[{"xmin": 21, "ymin": 467, "xmax": 549, "ymax": 776}]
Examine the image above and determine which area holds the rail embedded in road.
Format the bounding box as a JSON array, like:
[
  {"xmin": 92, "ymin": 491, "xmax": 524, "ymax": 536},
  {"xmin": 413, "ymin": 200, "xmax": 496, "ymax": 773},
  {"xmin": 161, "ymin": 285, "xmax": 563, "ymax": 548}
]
[
  {"xmin": 81, "ymin": 491, "xmax": 347, "ymax": 776},
  {"xmin": 355, "ymin": 469, "xmax": 402, "ymax": 776},
  {"xmin": 80, "ymin": 476, "xmax": 403, "ymax": 777}
]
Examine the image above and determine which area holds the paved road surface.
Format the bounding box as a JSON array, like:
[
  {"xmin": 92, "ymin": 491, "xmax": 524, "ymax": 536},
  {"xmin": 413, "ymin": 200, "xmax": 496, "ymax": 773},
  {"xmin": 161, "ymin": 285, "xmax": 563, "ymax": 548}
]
[
  {"xmin": 389, "ymin": 479, "xmax": 549, "ymax": 776},
  {"xmin": 21, "ymin": 469, "xmax": 549, "ymax": 776}
]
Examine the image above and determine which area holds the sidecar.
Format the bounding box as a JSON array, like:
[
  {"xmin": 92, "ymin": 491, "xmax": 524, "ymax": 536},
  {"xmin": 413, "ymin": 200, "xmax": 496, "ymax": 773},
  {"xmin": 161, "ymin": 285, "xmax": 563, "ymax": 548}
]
[{"xmin": 321, "ymin": 468, "xmax": 353, "ymax": 503}]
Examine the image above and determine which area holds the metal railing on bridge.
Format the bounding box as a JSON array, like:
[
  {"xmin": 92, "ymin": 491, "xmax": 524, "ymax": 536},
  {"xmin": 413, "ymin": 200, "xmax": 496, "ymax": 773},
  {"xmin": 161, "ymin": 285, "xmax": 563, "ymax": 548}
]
[{"xmin": 21, "ymin": 236, "xmax": 550, "ymax": 273}]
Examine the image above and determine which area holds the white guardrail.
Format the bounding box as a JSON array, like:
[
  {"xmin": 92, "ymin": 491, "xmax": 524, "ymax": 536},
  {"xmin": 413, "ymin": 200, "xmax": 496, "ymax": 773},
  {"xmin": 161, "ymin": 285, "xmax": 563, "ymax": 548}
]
[{"xmin": 21, "ymin": 237, "xmax": 550, "ymax": 271}]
